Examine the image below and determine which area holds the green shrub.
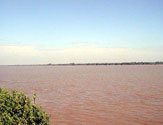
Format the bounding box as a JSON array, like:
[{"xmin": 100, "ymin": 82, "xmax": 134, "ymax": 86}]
[{"xmin": 0, "ymin": 88, "xmax": 49, "ymax": 125}]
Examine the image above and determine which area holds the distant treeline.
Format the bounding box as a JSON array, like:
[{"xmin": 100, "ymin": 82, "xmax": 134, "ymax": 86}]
[
  {"xmin": 4, "ymin": 61, "xmax": 163, "ymax": 66},
  {"xmin": 48, "ymin": 61, "xmax": 163, "ymax": 66}
]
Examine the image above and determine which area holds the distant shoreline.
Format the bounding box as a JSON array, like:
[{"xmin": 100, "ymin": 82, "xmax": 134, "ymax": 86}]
[{"xmin": 1, "ymin": 62, "xmax": 163, "ymax": 66}]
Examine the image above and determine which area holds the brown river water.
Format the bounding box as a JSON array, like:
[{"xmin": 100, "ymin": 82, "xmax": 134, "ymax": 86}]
[{"xmin": 0, "ymin": 65, "xmax": 163, "ymax": 125}]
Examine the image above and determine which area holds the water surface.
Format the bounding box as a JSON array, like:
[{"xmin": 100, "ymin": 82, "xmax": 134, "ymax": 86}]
[{"xmin": 0, "ymin": 65, "xmax": 163, "ymax": 124}]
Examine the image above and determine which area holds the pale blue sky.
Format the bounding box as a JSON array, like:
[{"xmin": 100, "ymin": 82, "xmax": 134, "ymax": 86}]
[{"xmin": 0, "ymin": 0, "xmax": 163, "ymax": 64}]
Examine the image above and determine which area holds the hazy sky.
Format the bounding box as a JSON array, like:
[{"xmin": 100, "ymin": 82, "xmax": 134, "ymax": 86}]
[{"xmin": 0, "ymin": 0, "xmax": 163, "ymax": 64}]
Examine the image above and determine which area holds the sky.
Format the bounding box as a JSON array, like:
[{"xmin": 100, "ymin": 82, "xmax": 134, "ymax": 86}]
[{"xmin": 0, "ymin": 0, "xmax": 163, "ymax": 65}]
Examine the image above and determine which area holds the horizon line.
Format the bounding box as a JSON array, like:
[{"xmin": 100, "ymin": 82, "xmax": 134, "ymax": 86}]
[{"xmin": 1, "ymin": 61, "xmax": 163, "ymax": 66}]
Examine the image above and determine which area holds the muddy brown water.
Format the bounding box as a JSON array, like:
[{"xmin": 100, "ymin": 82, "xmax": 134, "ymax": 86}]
[{"xmin": 0, "ymin": 65, "xmax": 163, "ymax": 125}]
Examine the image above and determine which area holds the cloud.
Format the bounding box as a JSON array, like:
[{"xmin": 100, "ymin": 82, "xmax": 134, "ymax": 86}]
[
  {"xmin": 0, "ymin": 45, "xmax": 39, "ymax": 56},
  {"xmin": 71, "ymin": 41, "xmax": 97, "ymax": 46},
  {"xmin": 0, "ymin": 39, "xmax": 7, "ymax": 41},
  {"xmin": 0, "ymin": 45, "xmax": 162, "ymax": 65}
]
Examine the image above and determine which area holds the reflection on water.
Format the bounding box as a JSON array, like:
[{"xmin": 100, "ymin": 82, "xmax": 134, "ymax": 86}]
[{"xmin": 0, "ymin": 65, "xmax": 163, "ymax": 124}]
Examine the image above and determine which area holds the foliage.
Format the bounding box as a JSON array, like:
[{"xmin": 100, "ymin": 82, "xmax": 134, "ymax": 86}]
[{"xmin": 0, "ymin": 88, "xmax": 49, "ymax": 125}]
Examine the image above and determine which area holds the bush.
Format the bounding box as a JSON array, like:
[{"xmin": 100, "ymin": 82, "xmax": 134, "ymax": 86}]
[{"xmin": 0, "ymin": 88, "xmax": 49, "ymax": 125}]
